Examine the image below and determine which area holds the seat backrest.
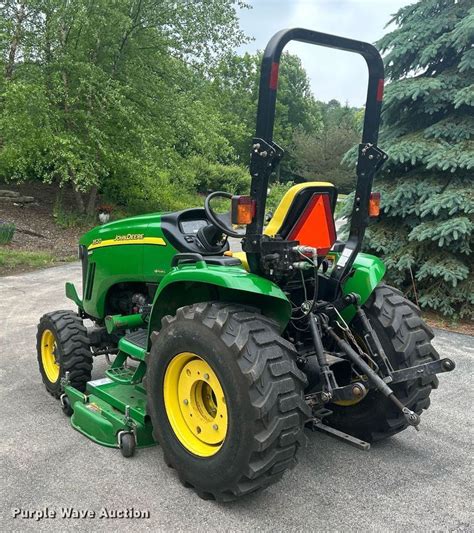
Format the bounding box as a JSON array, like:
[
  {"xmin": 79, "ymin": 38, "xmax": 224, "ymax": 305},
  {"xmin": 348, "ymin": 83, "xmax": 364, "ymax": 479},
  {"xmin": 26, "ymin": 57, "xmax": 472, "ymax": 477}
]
[{"xmin": 265, "ymin": 182, "xmax": 337, "ymax": 256}]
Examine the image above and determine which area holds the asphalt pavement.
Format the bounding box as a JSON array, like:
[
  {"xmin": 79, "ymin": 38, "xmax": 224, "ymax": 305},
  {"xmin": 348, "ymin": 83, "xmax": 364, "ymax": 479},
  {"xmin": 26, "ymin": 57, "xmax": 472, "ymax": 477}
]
[{"xmin": 1, "ymin": 262, "xmax": 472, "ymax": 532}]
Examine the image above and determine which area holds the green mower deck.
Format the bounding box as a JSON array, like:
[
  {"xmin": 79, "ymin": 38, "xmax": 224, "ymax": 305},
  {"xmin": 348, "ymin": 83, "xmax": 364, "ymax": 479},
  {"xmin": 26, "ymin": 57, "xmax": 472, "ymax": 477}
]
[
  {"xmin": 66, "ymin": 379, "xmax": 156, "ymax": 449},
  {"xmin": 64, "ymin": 327, "xmax": 154, "ymax": 449}
]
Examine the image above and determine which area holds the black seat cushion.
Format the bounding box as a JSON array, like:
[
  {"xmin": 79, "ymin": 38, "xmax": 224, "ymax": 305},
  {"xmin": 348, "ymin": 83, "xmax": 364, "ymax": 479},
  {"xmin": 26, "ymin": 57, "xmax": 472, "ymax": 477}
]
[{"xmin": 202, "ymin": 256, "xmax": 242, "ymax": 266}]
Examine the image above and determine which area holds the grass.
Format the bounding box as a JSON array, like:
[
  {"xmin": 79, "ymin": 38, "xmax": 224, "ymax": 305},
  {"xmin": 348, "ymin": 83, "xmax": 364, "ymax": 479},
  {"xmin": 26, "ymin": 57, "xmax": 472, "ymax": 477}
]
[
  {"xmin": 54, "ymin": 206, "xmax": 95, "ymax": 229},
  {"xmin": 0, "ymin": 249, "xmax": 56, "ymax": 273}
]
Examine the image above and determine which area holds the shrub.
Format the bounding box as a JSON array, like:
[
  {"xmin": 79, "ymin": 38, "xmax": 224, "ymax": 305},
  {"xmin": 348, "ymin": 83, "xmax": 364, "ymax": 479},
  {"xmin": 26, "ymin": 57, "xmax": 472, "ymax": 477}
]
[
  {"xmin": 0, "ymin": 222, "xmax": 15, "ymax": 245},
  {"xmin": 102, "ymin": 157, "xmax": 250, "ymax": 214},
  {"xmin": 102, "ymin": 167, "xmax": 201, "ymax": 214},
  {"xmin": 190, "ymin": 157, "xmax": 250, "ymax": 194},
  {"xmin": 53, "ymin": 197, "xmax": 94, "ymax": 229}
]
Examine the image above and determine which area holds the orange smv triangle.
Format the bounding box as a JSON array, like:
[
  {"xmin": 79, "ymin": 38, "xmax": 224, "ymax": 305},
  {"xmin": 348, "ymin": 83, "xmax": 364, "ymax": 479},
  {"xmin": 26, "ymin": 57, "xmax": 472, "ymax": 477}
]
[{"xmin": 287, "ymin": 193, "xmax": 336, "ymax": 256}]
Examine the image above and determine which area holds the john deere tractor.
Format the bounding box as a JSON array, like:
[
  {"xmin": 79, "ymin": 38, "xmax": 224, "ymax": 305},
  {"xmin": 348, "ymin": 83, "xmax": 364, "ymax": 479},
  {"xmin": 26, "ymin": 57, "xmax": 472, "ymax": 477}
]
[{"xmin": 37, "ymin": 29, "xmax": 454, "ymax": 501}]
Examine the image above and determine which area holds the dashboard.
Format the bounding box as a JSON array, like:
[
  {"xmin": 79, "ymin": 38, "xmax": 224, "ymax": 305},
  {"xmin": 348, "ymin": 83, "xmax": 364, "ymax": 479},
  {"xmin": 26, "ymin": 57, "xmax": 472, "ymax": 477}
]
[
  {"xmin": 160, "ymin": 208, "xmax": 229, "ymax": 255},
  {"xmin": 179, "ymin": 218, "xmax": 209, "ymax": 235}
]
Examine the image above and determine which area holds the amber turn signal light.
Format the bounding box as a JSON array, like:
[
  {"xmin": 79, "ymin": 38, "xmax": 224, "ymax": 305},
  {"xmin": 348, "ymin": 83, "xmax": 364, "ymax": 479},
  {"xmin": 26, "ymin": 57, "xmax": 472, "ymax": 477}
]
[
  {"xmin": 369, "ymin": 192, "xmax": 381, "ymax": 217},
  {"xmin": 231, "ymin": 195, "xmax": 256, "ymax": 225}
]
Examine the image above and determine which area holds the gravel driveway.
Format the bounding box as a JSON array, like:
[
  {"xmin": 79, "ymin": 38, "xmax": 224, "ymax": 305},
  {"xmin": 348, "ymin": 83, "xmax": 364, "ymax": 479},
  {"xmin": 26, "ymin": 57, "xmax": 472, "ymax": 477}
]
[{"xmin": 1, "ymin": 263, "xmax": 472, "ymax": 532}]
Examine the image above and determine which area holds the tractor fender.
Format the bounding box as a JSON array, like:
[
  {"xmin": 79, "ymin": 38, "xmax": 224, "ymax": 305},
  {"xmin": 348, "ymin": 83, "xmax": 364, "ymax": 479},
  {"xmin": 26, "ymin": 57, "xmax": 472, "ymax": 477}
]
[
  {"xmin": 147, "ymin": 264, "xmax": 292, "ymax": 341},
  {"xmin": 340, "ymin": 252, "xmax": 386, "ymax": 321}
]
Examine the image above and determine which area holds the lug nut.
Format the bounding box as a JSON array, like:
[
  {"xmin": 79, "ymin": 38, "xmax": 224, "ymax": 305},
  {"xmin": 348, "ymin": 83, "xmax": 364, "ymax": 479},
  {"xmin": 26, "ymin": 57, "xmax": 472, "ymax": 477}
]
[
  {"xmin": 204, "ymin": 373, "xmax": 209, "ymax": 380},
  {"xmin": 183, "ymin": 399, "xmax": 189, "ymax": 405},
  {"xmin": 213, "ymin": 424, "xmax": 218, "ymax": 431}
]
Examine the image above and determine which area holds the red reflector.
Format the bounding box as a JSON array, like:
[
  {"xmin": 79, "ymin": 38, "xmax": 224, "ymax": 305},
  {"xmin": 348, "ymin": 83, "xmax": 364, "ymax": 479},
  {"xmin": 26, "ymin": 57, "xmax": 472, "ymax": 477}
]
[
  {"xmin": 287, "ymin": 193, "xmax": 336, "ymax": 256},
  {"xmin": 376, "ymin": 79, "xmax": 384, "ymax": 102},
  {"xmin": 231, "ymin": 195, "xmax": 256, "ymax": 225},
  {"xmin": 369, "ymin": 192, "xmax": 381, "ymax": 217},
  {"xmin": 269, "ymin": 62, "xmax": 279, "ymax": 90}
]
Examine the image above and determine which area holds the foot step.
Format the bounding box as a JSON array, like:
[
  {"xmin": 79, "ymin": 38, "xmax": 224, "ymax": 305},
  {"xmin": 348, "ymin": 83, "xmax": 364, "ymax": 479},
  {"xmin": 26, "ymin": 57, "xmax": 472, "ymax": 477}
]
[{"xmin": 105, "ymin": 366, "xmax": 135, "ymax": 384}]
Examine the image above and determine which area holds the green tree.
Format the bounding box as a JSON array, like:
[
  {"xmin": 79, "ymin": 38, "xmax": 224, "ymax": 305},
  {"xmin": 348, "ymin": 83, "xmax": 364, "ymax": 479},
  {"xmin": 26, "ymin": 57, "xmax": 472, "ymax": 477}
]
[
  {"xmin": 210, "ymin": 51, "xmax": 322, "ymax": 178},
  {"xmin": 0, "ymin": 0, "xmax": 248, "ymax": 213},
  {"xmin": 368, "ymin": 0, "xmax": 473, "ymax": 318},
  {"xmin": 292, "ymin": 100, "xmax": 361, "ymax": 192}
]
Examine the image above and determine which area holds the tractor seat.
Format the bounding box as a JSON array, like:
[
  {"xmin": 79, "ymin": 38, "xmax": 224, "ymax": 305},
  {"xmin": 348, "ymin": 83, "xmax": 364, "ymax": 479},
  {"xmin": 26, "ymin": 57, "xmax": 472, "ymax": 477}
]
[{"xmin": 230, "ymin": 181, "xmax": 337, "ymax": 270}]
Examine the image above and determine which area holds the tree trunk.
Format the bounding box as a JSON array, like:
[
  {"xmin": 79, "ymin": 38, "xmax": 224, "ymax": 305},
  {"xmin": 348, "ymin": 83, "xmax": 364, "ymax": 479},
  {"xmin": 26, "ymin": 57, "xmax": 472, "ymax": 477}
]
[
  {"xmin": 86, "ymin": 185, "xmax": 98, "ymax": 216},
  {"xmin": 72, "ymin": 185, "xmax": 85, "ymax": 214},
  {"xmin": 5, "ymin": 4, "xmax": 26, "ymax": 80}
]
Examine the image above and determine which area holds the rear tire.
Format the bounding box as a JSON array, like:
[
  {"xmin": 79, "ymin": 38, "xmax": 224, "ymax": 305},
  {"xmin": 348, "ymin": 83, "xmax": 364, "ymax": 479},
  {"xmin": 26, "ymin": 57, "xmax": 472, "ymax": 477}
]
[
  {"xmin": 146, "ymin": 302, "xmax": 310, "ymax": 502},
  {"xmin": 326, "ymin": 284, "xmax": 439, "ymax": 442},
  {"xmin": 37, "ymin": 311, "xmax": 93, "ymax": 398}
]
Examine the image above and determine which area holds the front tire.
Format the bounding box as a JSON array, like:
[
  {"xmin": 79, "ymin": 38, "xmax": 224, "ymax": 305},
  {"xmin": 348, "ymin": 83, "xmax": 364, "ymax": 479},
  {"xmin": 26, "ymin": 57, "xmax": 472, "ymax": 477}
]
[
  {"xmin": 36, "ymin": 311, "xmax": 93, "ymax": 398},
  {"xmin": 146, "ymin": 302, "xmax": 310, "ymax": 501},
  {"xmin": 326, "ymin": 284, "xmax": 439, "ymax": 442}
]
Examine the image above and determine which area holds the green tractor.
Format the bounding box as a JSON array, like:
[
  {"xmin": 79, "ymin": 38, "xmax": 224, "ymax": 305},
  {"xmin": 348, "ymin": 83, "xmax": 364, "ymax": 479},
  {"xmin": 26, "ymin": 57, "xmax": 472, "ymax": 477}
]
[{"xmin": 37, "ymin": 28, "xmax": 454, "ymax": 501}]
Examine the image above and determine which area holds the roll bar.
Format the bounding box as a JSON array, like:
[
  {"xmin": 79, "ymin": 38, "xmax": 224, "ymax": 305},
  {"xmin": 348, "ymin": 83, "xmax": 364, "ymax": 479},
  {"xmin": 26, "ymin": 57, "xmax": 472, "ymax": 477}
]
[
  {"xmin": 255, "ymin": 28, "xmax": 384, "ymax": 144},
  {"xmin": 245, "ymin": 28, "xmax": 387, "ymax": 282}
]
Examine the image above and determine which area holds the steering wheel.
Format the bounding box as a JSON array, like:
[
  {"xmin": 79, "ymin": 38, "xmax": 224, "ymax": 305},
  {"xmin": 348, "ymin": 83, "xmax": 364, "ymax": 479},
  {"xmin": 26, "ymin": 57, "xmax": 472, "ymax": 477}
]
[{"xmin": 204, "ymin": 191, "xmax": 245, "ymax": 238}]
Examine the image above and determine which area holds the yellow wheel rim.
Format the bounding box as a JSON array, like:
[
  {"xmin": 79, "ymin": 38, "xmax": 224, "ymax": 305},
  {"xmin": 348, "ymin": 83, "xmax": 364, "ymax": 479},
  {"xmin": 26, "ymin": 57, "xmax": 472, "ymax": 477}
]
[
  {"xmin": 41, "ymin": 329, "xmax": 60, "ymax": 383},
  {"xmin": 163, "ymin": 352, "xmax": 228, "ymax": 457}
]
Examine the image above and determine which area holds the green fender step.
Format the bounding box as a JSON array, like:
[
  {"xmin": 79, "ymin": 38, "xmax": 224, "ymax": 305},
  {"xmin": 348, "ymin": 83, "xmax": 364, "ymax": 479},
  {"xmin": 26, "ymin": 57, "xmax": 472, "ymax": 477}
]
[{"xmin": 105, "ymin": 329, "xmax": 148, "ymax": 384}]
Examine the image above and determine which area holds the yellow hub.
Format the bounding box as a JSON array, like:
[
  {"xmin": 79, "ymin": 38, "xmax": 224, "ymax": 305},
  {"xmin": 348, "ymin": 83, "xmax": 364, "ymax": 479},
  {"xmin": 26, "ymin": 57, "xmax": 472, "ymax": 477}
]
[
  {"xmin": 41, "ymin": 329, "xmax": 60, "ymax": 383},
  {"xmin": 163, "ymin": 352, "xmax": 228, "ymax": 457}
]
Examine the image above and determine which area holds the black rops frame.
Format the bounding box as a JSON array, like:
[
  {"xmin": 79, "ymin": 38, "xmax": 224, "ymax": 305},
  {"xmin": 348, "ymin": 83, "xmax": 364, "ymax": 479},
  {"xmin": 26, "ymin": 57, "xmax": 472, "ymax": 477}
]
[{"xmin": 244, "ymin": 28, "xmax": 388, "ymax": 282}]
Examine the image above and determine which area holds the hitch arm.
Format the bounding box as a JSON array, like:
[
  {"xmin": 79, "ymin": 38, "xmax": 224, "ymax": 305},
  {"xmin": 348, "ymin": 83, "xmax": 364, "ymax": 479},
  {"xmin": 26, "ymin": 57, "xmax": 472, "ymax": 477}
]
[
  {"xmin": 325, "ymin": 327, "xmax": 422, "ymax": 430},
  {"xmin": 390, "ymin": 358, "xmax": 455, "ymax": 384},
  {"xmin": 355, "ymin": 305, "xmax": 394, "ymax": 377},
  {"xmin": 309, "ymin": 314, "xmax": 338, "ymax": 399}
]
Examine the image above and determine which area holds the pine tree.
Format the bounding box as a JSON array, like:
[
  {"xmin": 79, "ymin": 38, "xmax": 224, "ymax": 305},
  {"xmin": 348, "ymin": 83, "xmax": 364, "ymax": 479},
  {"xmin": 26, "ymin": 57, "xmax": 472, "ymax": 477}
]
[{"xmin": 369, "ymin": 0, "xmax": 473, "ymax": 318}]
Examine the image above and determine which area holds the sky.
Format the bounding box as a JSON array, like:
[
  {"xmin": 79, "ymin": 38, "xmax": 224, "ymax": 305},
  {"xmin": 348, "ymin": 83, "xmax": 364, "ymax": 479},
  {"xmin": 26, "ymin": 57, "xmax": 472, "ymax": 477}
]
[{"xmin": 238, "ymin": 0, "xmax": 415, "ymax": 106}]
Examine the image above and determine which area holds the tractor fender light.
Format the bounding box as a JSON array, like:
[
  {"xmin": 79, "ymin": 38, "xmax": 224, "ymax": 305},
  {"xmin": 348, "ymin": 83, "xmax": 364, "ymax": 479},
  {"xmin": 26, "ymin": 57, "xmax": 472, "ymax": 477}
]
[
  {"xmin": 369, "ymin": 192, "xmax": 381, "ymax": 217},
  {"xmin": 231, "ymin": 195, "xmax": 256, "ymax": 225}
]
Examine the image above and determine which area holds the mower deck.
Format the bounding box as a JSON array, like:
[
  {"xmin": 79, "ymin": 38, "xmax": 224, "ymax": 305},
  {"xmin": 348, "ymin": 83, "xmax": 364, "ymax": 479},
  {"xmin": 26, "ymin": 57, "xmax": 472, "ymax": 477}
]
[{"xmin": 65, "ymin": 378, "xmax": 156, "ymax": 449}]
